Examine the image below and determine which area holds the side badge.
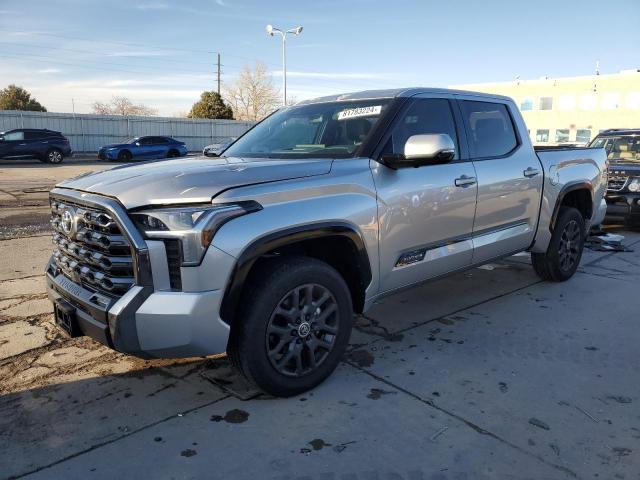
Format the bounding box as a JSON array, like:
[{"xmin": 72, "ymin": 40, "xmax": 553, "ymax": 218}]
[{"xmin": 396, "ymin": 248, "xmax": 427, "ymax": 267}]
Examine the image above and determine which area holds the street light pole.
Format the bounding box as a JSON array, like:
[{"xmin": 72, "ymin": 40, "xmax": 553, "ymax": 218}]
[
  {"xmin": 266, "ymin": 24, "xmax": 303, "ymax": 106},
  {"xmin": 282, "ymin": 32, "xmax": 287, "ymax": 105}
]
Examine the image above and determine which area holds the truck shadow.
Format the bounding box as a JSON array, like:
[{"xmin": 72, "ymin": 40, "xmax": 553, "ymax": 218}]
[{"xmin": 0, "ymin": 354, "xmax": 248, "ymax": 478}]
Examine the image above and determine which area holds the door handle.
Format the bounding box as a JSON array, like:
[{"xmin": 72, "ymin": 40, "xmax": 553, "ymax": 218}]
[
  {"xmin": 454, "ymin": 175, "xmax": 477, "ymax": 187},
  {"xmin": 523, "ymin": 167, "xmax": 541, "ymax": 178},
  {"xmin": 19, "ymin": 143, "xmax": 27, "ymax": 146}
]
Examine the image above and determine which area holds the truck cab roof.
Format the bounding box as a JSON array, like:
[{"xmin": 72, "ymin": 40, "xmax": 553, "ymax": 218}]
[
  {"xmin": 597, "ymin": 129, "xmax": 640, "ymax": 136},
  {"xmin": 296, "ymin": 87, "xmax": 513, "ymax": 105}
]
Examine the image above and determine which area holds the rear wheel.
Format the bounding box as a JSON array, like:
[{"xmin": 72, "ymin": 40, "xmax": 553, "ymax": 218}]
[
  {"xmin": 532, "ymin": 206, "xmax": 585, "ymax": 282},
  {"xmin": 117, "ymin": 150, "xmax": 132, "ymax": 162},
  {"xmin": 228, "ymin": 256, "xmax": 353, "ymax": 397},
  {"xmin": 44, "ymin": 148, "xmax": 64, "ymax": 164}
]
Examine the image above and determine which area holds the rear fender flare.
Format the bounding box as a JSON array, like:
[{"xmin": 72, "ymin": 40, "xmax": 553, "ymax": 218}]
[{"xmin": 550, "ymin": 180, "xmax": 593, "ymax": 230}]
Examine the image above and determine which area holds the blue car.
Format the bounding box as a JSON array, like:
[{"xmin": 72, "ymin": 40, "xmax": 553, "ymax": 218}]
[{"xmin": 98, "ymin": 136, "xmax": 188, "ymax": 161}]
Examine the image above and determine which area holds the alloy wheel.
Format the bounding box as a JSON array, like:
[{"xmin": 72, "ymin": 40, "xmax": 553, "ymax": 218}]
[
  {"xmin": 558, "ymin": 219, "xmax": 581, "ymax": 271},
  {"xmin": 265, "ymin": 283, "xmax": 339, "ymax": 377},
  {"xmin": 49, "ymin": 150, "xmax": 62, "ymax": 163}
]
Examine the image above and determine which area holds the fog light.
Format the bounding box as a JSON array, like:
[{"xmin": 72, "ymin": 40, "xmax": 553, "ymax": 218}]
[{"xmin": 629, "ymin": 180, "xmax": 640, "ymax": 192}]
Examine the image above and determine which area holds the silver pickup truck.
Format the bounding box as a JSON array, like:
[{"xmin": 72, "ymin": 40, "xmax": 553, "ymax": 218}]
[{"xmin": 46, "ymin": 88, "xmax": 607, "ymax": 396}]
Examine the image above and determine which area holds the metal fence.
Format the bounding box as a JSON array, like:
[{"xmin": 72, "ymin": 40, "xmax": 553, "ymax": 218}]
[{"xmin": 0, "ymin": 110, "xmax": 255, "ymax": 153}]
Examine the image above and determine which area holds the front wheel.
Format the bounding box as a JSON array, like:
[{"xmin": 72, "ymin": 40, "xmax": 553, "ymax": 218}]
[
  {"xmin": 531, "ymin": 206, "xmax": 585, "ymax": 282},
  {"xmin": 117, "ymin": 150, "xmax": 132, "ymax": 162},
  {"xmin": 228, "ymin": 256, "xmax": 353, "ymax": 397}
]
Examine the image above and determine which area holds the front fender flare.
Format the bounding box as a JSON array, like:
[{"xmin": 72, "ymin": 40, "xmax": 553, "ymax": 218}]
[{"xmin": 219, "ymin": 222, "xmax": 372, "ymax": 325}]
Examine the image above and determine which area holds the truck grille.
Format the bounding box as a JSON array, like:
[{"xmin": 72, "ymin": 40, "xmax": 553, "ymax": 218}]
[
  {"xmin": 607, "ymin": 174, "xmax": 628, "ymax": 192},
  {"xmin": 50, "ymin": 199, "xmax": 135, "ymax": 297}
]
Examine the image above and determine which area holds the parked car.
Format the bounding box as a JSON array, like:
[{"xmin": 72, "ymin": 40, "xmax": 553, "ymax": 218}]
[
  {"xmin": 46, "ymin": 88, "xmax": 607, "ymax": 397},
  {"xmin": 203, "ymin": 137, "xmax": 236, "ymax": 157},
  {"xmin": 589, "ymin": 129, "xmax": 640, "ymax": 225},
  {"xmin": 0, "ymin": 128, "xmax": 72, "ymax": 164},
  {"xmin": 98, "ymin": 136, "xmax": 187, "ymax": 161}
]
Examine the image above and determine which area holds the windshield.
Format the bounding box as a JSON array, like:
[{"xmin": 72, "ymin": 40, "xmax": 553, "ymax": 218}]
[
  {"xmin": 122, "ymin": 137, "xmax": 139, "ymax": 144},
  {"xmin": 590, "ymin": 135, "xmax": 640, "ymax": 162},
  {"xmin": 224, "ymin": 99, "xmax": 392, "ymax": 159}
]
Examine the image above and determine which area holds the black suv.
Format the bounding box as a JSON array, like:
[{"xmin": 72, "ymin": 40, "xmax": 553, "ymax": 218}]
[
  {"xmin": 0, "ymin": 128, "xmax": 72, "ymax": 164},
  {"xmin": 589, "ymin": 129, "xmax": 640, "ymax": 225}
]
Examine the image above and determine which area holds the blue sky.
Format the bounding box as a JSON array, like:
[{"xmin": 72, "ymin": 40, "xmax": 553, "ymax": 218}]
[{"xmin": 1, "ymin": 0, "xmax": 638, "ymax": 115}]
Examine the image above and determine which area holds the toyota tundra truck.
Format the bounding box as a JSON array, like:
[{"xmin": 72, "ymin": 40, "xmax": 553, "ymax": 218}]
[{"xmin": 46, "ymin": 88, "xmax": 607, "ymax": 396}]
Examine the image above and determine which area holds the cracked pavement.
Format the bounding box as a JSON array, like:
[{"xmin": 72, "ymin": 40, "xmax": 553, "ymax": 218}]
[{"xmin": 1, "ymin": 158, "xmax": 639, "ymax": 479}]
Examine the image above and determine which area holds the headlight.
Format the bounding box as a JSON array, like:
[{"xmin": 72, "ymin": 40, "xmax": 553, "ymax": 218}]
[
  {"xmin": 629, "ymin": 179, "xmax": 640, "ymax": 192},
  {"xmin": 131, "ymin": 202, "xmax": 261, "ymax": 265},
  {"xmin": 107, "ymin": 147, "xmax": 118, "ymax": 151}
]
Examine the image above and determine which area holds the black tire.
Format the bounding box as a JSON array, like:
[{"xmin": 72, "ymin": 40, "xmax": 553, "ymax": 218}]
[
  {"xmin": 44, "ymin": 148, "xmax": 64, "ymax": 164},
  {"xmin": 228, "ymin": 256, "xmax": 353, "ymax": 397},
  {"xmin": 167, "ymin": 149, "xmax": 180, "ymax": 158},
  {"xmin": 531, "ymin": 206, "xmax": 585, "ymax": 282},
  {"xmin": 117, "ymin": 150, "xmax": 132, "ymax": 162}
]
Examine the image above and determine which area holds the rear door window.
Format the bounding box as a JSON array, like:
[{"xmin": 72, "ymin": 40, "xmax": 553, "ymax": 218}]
[
  {"xmin": 139, "ymin": 137, "xmax": 154, "ymax": 146},
  {"xmin": 24, "ymin": 131, "xmax": 44, "ymax": 140},
  {"xmin": 460, "ymin": 101, "xmax": 518, "ymax": 158}
]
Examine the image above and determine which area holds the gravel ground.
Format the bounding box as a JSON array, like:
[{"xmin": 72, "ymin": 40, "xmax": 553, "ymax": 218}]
[{"xmin": 1, "ymin": 160, "xmax": 639, "ymax": 479}]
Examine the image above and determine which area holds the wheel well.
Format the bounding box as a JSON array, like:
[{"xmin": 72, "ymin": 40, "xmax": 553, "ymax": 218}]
[
  {"xmin": 220, "ymin": 233, "xmax": 371, "ymax": 325},
  {"xmin": 559, "ymin": 188, "xmax": 592, "ymax": 222}
]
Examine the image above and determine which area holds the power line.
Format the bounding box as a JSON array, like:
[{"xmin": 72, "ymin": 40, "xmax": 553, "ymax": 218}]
[
  {"xmin": 1, "ymin": 31, "xmax": 283, "ymax": 69},
  {"xmin": 0, "ymin": 41, "xmax": 219, "ymax": 68},
  {"xmin": 0, "ymin": 51, "xmax": 245, "ymax": 77}
]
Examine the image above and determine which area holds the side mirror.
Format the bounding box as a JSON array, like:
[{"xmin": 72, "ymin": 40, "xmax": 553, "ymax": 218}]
[
  {"xmin": 383, "ymin": 134, "xmax": 456, "ymax": 169},
  {"xmin": 135, "ymin": 142, "xmax": 141, "ymax": 146}
]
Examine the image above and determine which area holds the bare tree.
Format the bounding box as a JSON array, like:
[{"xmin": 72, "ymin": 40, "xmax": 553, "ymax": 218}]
[
  {"xmin": 223, "ymin": 62, "xmax": 281, "ymax": 121},
  {"xmin": 92, "ymin": 96, "xmax": 157, "ymax": 116}
]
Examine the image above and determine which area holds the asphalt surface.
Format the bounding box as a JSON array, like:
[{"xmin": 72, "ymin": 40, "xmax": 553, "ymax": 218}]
[{"xmin": 1, "ymin": 157, "xmax": 639, "ymax": 479}]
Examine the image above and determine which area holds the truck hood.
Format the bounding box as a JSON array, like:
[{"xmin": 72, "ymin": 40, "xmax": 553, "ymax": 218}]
[{"xmin": 58, "ymin": 156, "xmax": 333, "ymax": 209}]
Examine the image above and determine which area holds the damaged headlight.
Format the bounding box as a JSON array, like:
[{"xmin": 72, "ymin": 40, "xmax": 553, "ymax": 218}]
[{"xmin": 131, "ymin": 202, "xmax": 261, "ymax": 265}]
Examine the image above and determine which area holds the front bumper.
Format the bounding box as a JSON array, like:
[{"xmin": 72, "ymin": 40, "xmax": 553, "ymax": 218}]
[
  {"xmin": 604, "ymin": 193, "xmax": 640, "ymax": 225},
  {"xmin": 46, "ymin": 257, "xmax": 230, "ymax": 358},
  {"xmin": 46, "ymin": 187, "xmax": 233, "ymax": 358},
  {"xmin": 98, "ymin": 149, "xmax": 118, "ymax": 160}
]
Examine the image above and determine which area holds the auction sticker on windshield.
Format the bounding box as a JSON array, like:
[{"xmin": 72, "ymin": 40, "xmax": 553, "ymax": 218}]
[{"xmin": 337, "ymin": 105, "xmax": 382, "ymax": 121}]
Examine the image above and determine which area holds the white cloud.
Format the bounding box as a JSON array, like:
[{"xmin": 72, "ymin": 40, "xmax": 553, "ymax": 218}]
[
  {"xmin": 273, "ymin": 71, "xmax": 391, "ymax": 80},
  {"xmin": 105, "ymin": 51, "xmax": 169, "ymax": 57},
  {"xmin": 215, "ymin": 0, "xmax": 227, "ymax": 6},
  {"xmin": 136, "ymin": 2, "xmax": 170, "ymax": 10},
  {"xmin": 36, "ymin": 68, "xmax": 62, "ymax": 74}
]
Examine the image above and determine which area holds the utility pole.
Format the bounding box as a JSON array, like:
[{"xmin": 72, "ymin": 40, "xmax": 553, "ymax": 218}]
[{"xmin": 217, "ymin": 53, "xmax": 221, "ymax": 94}]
